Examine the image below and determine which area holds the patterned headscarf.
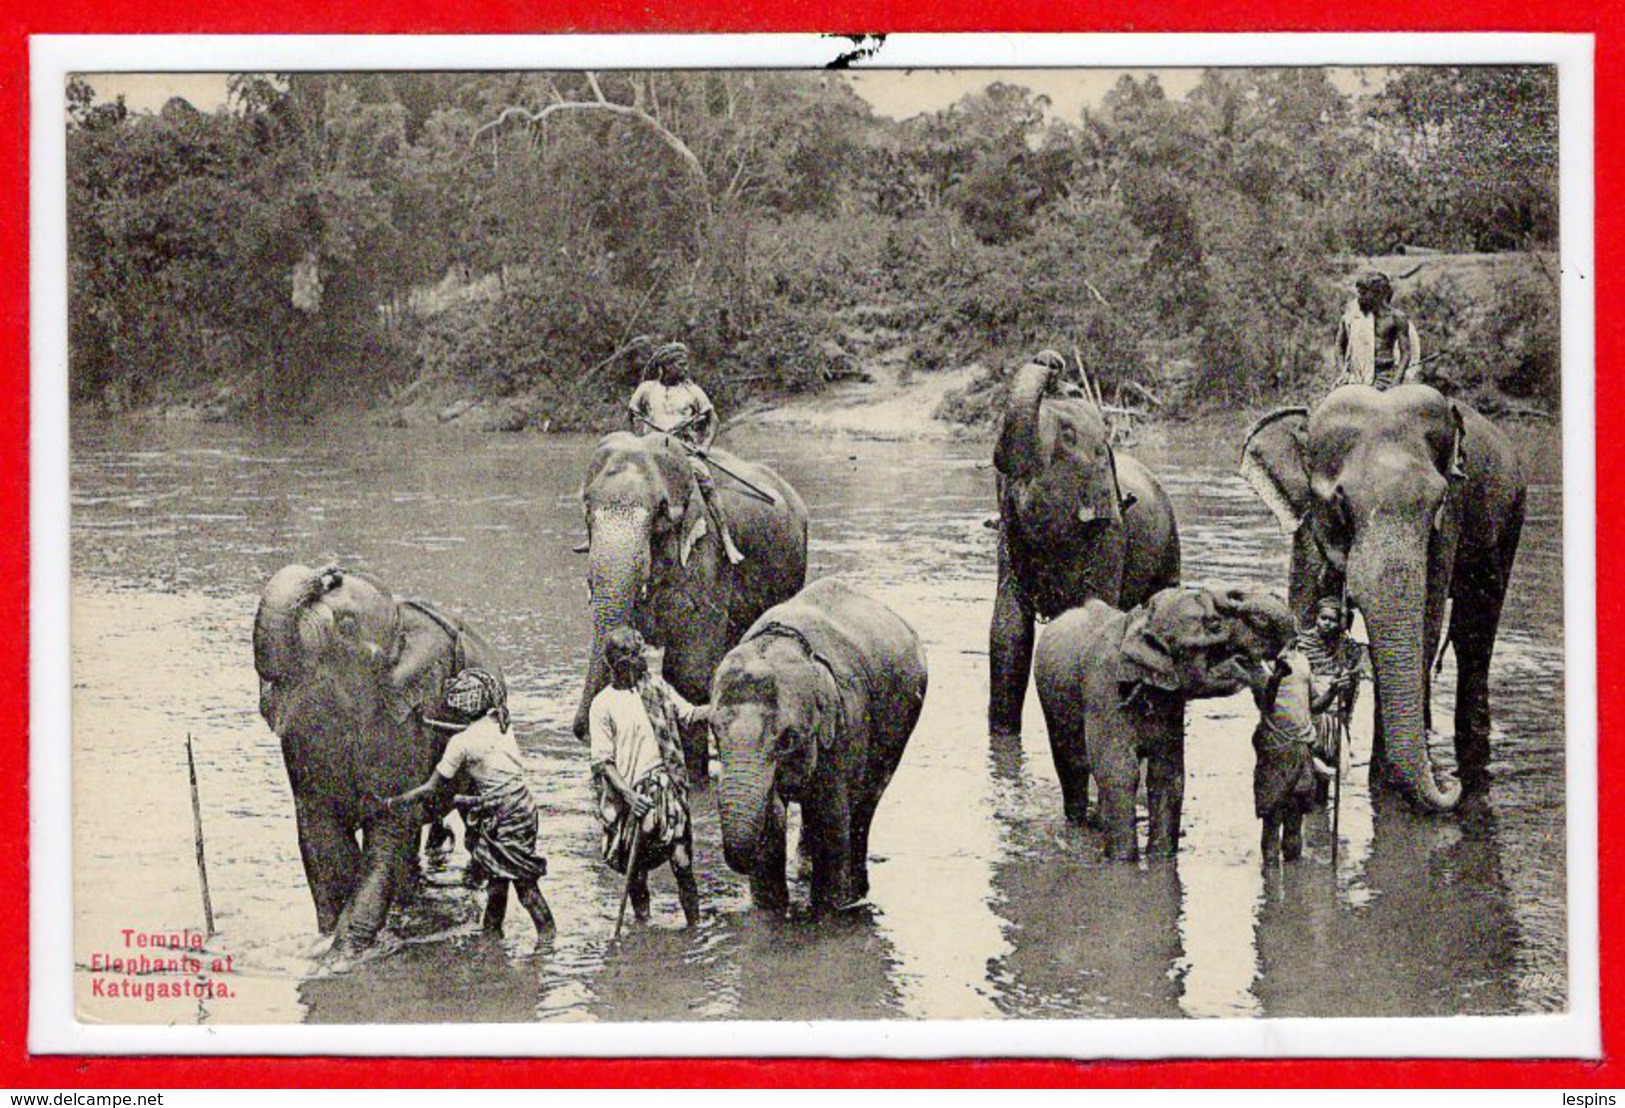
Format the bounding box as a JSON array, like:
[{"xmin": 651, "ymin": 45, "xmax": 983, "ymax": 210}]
[
  {"xmin": 647, "ymin": 342, "xmax": 691, "ymax": 376},
  {"xmin": 444, "ymin": 667, "xmax": 509, "ymax": 733}
]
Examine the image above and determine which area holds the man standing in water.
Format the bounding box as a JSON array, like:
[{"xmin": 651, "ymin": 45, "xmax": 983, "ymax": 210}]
[
  {"xmin": 589, "ymin": 626, "xmax": 705, "ymax": 928},
  {"xmin": 1336, "ymin": 271, "xmax": 1420, "ymax": 390},
  {"xmin": 382, "ymin": 669, "xmax": 557, "ymax": 947},
  {"xmin": 627, "ymin": 341, "xmax": 744, "ymax": 564}
]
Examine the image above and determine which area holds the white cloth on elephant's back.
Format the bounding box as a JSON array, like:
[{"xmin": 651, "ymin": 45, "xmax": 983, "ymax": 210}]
[{"xmin": 435, "ymin": 716, "xmax": 527, "ymax": 794}]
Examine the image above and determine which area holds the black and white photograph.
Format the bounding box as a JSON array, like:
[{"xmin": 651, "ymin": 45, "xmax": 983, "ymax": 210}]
[{"xmin": 33, "ymin": 35, "xmax": 1596, "ymax": 1054}]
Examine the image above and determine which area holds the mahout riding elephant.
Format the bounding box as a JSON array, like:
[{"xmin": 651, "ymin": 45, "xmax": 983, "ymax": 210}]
[
  {"xmin": 570, "ymin": 431, "xmax": 810, "ymax": 781},
  {"xmin": 1033, "ymin": 585, "xmax": 1296, "ymax": 861},
  {"xmin": 990, "ymin": 355, "xmax": 1181, "ymax": 739},
  {"xmin": 254, "ymin": 564, "xmax": 504, "ymax": 958},
  {"xmin": 1240, "ymin": 384, "xmax": 1525, "ymax": 810},
  {"xmin": 709, "ymin": 578, "xmax": 928, "ymax": 913}
]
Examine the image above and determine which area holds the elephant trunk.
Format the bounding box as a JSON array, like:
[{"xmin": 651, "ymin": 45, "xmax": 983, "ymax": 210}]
[
  {"xmin": 994, "ymin": 362, "xmax": 1053, "ymax": 481},
  {"xmin": 717, "ymin": 755, "xmax": 775, "ymax": 874},
  {"xmin": 1348, "ymin": 523, "xmax": 1462, "ymax": 812},
  {"xmin": 572, "ymin": 506, "xmax": 652, "ymax": 740}
]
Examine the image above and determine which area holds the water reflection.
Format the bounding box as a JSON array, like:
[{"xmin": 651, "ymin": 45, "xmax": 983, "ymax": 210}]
[{"xmin": 69, "ymin": 418, "xmax": 1567, "ymax": 1023}]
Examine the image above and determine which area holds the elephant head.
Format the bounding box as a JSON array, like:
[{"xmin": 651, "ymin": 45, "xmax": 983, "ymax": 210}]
[
  {"xmin": 1241, "ymin": 384, "xmax": 1468, "ymax": 811},
  {"xmin": 1117, "ymin": 586, "xmax": 1296, "ymax": 700},
  {"xmin": 994, "ymin": 357, "xmax": 1128, "ymax": 612},
  {"xmin": 254, "ymin": 563, "xmax": 402, "ymax": 741},
  {"xmin": 571, "ymin": 432, "xmax": 711, "ymax": 739},
  {"xmin": 709, "ymin": 632, "xmax": 847, "ymax": 875}
]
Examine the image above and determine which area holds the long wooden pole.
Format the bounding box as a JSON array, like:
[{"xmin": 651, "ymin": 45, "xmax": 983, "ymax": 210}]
[
  {"xmin": 612, "ymin": 818, "xmax": 644, "ymax": 942},
  {"xmin": 186, "ymin": 734, "xmax": 215, "ymax": 937},
  {"xmin": 1331, "ymin": 717, "xmax": 1344, "ymax": 870}
]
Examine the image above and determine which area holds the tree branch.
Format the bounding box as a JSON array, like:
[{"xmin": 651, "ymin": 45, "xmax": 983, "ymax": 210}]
[{"xmin": 471, "ymin": 100, "xmax": 709, "ymax": 197}]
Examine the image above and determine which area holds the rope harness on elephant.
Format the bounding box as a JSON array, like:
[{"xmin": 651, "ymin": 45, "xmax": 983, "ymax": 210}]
[{"xmin": 744, "ymin": 621, "xmax": 857, "ymax": 720}]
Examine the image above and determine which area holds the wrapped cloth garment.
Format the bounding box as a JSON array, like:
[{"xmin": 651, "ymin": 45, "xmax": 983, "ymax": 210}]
[
  {"xmin": 1298, "ymin": 629, "xmax": 1363, "ymax": 765},
  {"xmin": 599, "ymin": 765, "xmax": 689, "ymax": 875},
  {"xmin": 463, "ymin": 775, "xmax": 547, "ymax": 883}
]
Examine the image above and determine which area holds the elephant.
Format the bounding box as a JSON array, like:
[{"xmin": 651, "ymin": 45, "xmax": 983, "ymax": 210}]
[
  {"xmin": 571, "ymin": 431, "xmax": 810, "ymax": 782},
  {"xmin": 1033, "ymin": 585, "xmax": 1297, "ymax": 861},
  {"xmin": 990, "ymin": 356, "xmax": 1181, "ymax": 739},
  {"xmin": 709, "ymin": 578, "xmax": 928, "ymax": 913},
  {"xmin": 1240, "ymin": 383, "xmax": 1526, "ymax": 810},
  {"xmin": 254, "ymin": 564, "xmax": 504, "ymax": 957}
]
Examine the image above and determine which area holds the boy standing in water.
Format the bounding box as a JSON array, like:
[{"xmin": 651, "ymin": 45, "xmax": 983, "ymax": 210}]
[
  {"xmin": 1250, "ymin": 643, "xmax": 1321, "ymax": 862},
  {"xmin": 1299, "ymin": 595, "xmax": 1364, "ymax": 775},
  {"xmin": 383, "ymin": 668, "xmax": 556, "ymax": 945},
  {"xmin": 588, "ymin": 626, "xmax": 706, "ymax": 927}
]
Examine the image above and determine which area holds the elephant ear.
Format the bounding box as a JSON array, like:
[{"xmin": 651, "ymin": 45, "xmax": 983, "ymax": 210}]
[
  {"xmin": 809, "ymin": 652, "xmax": 858, "ymax": 752},
  {"xmin": 1239, "ymin": 408, "xmax": 1313, "ymax": 534},
  {"xmin": 387, "ymin": 602, "xmax": 466, "ymax": 726},
  {"xmin": 1117, "ymin": 607, "xmax": 1182, "ymax": 692}
]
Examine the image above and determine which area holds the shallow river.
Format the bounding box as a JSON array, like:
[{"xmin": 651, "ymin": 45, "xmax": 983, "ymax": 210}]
[{"xmin": 68, "ymin": 417, "xmax": 1568, "ymax": 1024}]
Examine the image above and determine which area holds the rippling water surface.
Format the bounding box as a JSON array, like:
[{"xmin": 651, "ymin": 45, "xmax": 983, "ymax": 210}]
[{"xmin": 68, "ymin": 417, "xmax": 1568, "ymax": 1024}]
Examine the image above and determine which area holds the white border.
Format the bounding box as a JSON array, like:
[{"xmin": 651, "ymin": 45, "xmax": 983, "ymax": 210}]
[{"xmin": 29, "ymin": 32, "xmax": 1599, "ymax": 1059}]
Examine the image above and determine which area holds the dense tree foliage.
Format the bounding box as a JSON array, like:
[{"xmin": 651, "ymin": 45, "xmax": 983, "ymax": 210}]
[{"xmin": 65, "ymin": 65, "xmax": 1560, "ymax": 423}]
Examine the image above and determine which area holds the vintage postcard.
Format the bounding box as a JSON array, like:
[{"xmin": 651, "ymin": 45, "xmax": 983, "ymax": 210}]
[{"xmin": 29, "ymin": 33, "xmax": 1598, "ymax": 1057}]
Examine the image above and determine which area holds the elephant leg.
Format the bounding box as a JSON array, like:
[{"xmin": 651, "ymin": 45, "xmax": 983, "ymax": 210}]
[
  {"xmin": 1095, "ymin": 747, "xmax": 1141, "ymax": 863},
  {"xmin": 1040, "ymin": 692, "xmax": 1092, "ymax": 825},
  {"xmin": 807, "ymin": 785, "xmax": 857, "ymax": 914},
  {"xmin": 750, "ymin": 798, "xmax": 790, "ymax": 912},
  {"xmin": 332, "ymin": 812, "xmax": 417, "ymax": 955},
  {"xmin": 1143, "ymin": 744, "xmax": 1185, "ymax": 859},
  {"xmin": 1451, "ymin": 582, "xmax": 1508, "ymax": 797},
  {"xmin": 848, "ymin": 793, "xmax": 879, "ymax": 903},
  {"xmin": 989, "ymin": 555, "xmax": 1035, "ymax": 738},
  {"xmin": 293, "ymin": 795, "xmax": 361, "ymax": 935}
]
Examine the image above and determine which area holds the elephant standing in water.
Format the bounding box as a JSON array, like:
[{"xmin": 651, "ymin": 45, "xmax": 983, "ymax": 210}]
[
  {"xmin": 990, "ymin": 355, "xmax": 1181, "ymax": 739},
  {"xmin": 709, "ymin": 579, "xmax": 928, "ymax": 913},
  {"xmin": 1034, "ymin": 586, "xmax": 1297, "ymax": 860},
  {"xmin": 254, "ymin": 564, "xmax": 504, "ymax": 957},
  {"xmin": 571, "ymin": 432, "xmax": 810, "ymax": 781},
  {"xmin": 1241, "ymin": 384, "xmax": 1525, "ymax": 809}
]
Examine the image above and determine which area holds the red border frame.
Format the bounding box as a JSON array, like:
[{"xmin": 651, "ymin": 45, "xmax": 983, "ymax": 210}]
[{"xmin": 5, "ymin": 2, "xmax": 1616, "ymax": 1088}]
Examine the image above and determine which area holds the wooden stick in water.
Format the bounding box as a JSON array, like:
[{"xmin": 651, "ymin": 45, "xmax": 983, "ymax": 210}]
[
  {"xmin": 187, "ymin": 734, "xmax": 215, "ymax": 937},
  {"xmin": 613, "ymin": 819, "xmax": 644, "ymax": 942},
  {"xmin": 1331, "ymin": 717, "xmax": 1345, "ymax": 870}
]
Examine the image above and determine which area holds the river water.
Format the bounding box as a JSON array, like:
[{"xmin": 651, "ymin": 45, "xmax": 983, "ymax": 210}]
[{"xmin": 68, "ymin": 417, "xmax": 1568, "ymax": 1025}]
